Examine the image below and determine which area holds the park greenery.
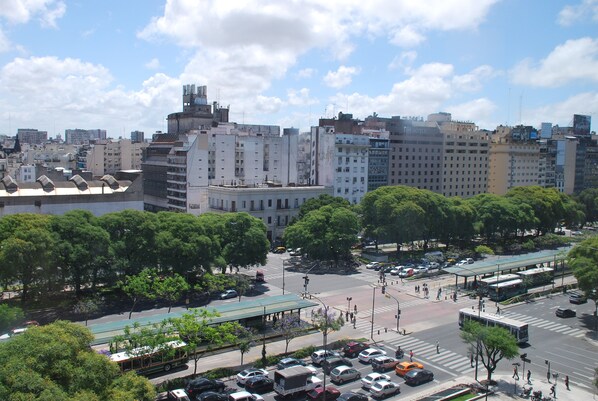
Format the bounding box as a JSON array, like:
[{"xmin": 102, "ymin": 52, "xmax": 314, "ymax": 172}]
[
  {"xmin": 568, "ymin": 237, "xmax": 598, "ymax": 332},
  {"xmin": 460, "ymin": 320, "xmax": 519, "ymax": 381}
]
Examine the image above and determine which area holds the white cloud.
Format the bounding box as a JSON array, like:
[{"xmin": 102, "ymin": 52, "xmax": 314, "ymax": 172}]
[
  {"xmin": 296, "ymin": 68, "xmax": 315, "ymax": 79},
  {"xmin": 452, "ymin": 65, "xmax": 496, "ymax": 92},
  {"xmin": 0, "ymin": 28, "xmax": 10, "ymax": 53},
  {"xmin": 511, "ymin": 37, "xmax": 598, "ymax": 87},
  {"xmin": 526, "ymin": 92, "xmax": 598, "ymax": 127},
  {"xmin": 287, "ymin": 88, "xmax": 318, "ymax": 106},
  {"xmin": 145, "ymin": 58, "xmax": 161, "ymax": 70},
  {"xmin": 388, "ymin": 51, "xmax": 417, "ymax": 70},
  {"xmin": 389, "ymin": 25, "xmax": 425, "ymax": 48},
  {"xmin": 446, "ymin": 98, "xmax": 497, "ymax": 126},
  {"xmin": 558, "ymin": 0, "xmax": 598, "ymax": 26},
  {"xmin": 323, "ymin": 66, "xmax": 360, "ymax": 89},
  {"xmin": 0, "ymin": 0, "xmax": 65, "ymax": 27}
]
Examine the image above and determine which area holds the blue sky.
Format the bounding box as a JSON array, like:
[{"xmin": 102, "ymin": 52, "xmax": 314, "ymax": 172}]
[{"xmin": 0, "ymin": 0, "xmax": 596, "ymax": 139}]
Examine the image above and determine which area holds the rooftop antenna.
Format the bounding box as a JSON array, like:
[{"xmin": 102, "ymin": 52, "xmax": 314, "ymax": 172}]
[
  {"xmin": 518, "ymin": 91, "xmax": 524, "ymax": 125},
  {"xmin": 506, "ymin": 87, "xmax": 511, "ymax": 126}
]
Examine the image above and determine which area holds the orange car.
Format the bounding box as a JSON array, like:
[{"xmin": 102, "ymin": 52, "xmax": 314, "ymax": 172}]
[{"xmin": 395, "ymin": 361, "xmax": 424, "ymax": 376}]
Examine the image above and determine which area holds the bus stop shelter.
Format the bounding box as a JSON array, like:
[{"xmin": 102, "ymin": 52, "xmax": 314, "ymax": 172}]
[{"xmin": 443, "ymin": 247, "xmax": 571, "ymax": 290}]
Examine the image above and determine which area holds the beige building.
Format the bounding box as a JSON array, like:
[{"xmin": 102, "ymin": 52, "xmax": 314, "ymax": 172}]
[
  {"xmin": 488, "ymin": 126, "xmax": 542, "ymax": 195},
  {"xmin": 85, "ymin": 139, "xmax": 148, "ymax": 177}
]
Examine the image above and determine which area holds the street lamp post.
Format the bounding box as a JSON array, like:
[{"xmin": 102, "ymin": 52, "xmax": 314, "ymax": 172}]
[
  {"xmin": 370, "ymin": 285, "xmax": 377, "ymax": 340},
  {"xmin": 310, "ymin": 294, "xmax": 331, "ymax": 401},
  {"xmin": 384, "ymin": 291, "xmax": 401, "ymax": 333}
]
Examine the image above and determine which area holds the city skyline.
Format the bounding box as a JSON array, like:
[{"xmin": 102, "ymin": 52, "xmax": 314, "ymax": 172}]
[{"xmin": 0, "ymin": 0, "xmax": 597, "ymax": 138}]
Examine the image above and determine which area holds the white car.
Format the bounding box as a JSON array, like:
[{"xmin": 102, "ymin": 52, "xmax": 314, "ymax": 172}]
[
  {"xmin": 369, "ymin": 380, "xmax": 400, "ymax": 398},
  {"xmin": 311, "ymin": 350, "xmax": 340, "ymax": 365},
  {"xmin": 361, "ymin": 373, "xmax": 391, "ymax": 389},
  {"xmin": 236, "ymin": 368, "xmax": 268, "ymax": 385},
  {"xmin": 228, "ymin": 391, "xmax": 264, "ymax": 401},
  {"xmin": 358, "ymin": 348, "xmax": 387, "ymax": 363},
  {"xmin": 366, "ymin": 262, "xmax": 380, "ymax": 269}
]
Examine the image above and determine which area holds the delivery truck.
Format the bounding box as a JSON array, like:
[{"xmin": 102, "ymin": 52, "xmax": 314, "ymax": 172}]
[{"xmin": 273, "ymin": 366, "xmax": 322, "ymax": 397}]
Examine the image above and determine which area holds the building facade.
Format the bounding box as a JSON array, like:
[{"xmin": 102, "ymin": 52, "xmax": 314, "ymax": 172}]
[
  {"xmin": 85, "ymin": 139, "xmax": 148, "ymax": 177},
  {"xmin": 65, "ymin": 129, "xmax": 107, "ymax": 145},
  {"xmin": 16, "ymin": 128, "xmax": 48, "ymax": 144}
]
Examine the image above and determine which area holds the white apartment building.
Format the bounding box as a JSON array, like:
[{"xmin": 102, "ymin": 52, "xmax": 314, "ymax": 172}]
[
  {"xmin": 23, "ymin": 143, "xmax": 79, "ymax": 170},
  {"xmin": 309, "ymin": 126, "xmax": 369, "ymax": 204},
  {"xmin": 85, "ymin": 139, "xmax": 148, "ymax": 177}
]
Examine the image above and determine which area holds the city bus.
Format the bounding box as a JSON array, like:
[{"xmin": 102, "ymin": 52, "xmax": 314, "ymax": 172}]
[
  {"xmin": 516, "ymin": 267, "xmax": 553, "ymax": 287},
  {"xmin": 458, "ymin": 308, "xmax": 529, "ymax": 344},
  {"xmin": 109, "ymin": 340, "xmax": 189, "ymax": 375},
  {"xmin": 477, "ymin": 274, "xmax": 520, "ymax": 294},
  {"xmin": 487, "ymin": 279, "xmax": 526, "ymax": 301}
]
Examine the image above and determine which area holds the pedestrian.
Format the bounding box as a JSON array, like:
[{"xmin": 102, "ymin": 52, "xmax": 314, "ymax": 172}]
[
  {"xmin": 436, "ymin": 341, "xmax": 439, "ymax": 353},
  {"xmin": 527, "ymin": 370, "xmax": 531, "ymax": 384},
  {"xmin": 513, "ymin": 365, "xmax": 519, "ymax": 380},
  {"xmin": 565, "ymin": 375, "xmax": 569, "ymax": 390},
  {"xmin": 496, "ymin": 305, "xmax": 500, "ymax": 314},
  {"xmin": 470, "ymin": 353, "xmax": 474, "ymax": 368},
  {"xmin": 547, "ymin": 370, "xmax": 551, "ymax": 383},
  {"xmin": 550, "ymin": 384, "xmax": 556, "ymax": 398},
  {"xmin": 409, "ymin": 350, "xmax": 414, "ymax": 362},
  {"xmin": 350, "ymin": 312, "xmax": 354, "ymax": 321},
  {"xmin": 345, "ymin": 311, "xmax": 349, "ymax": 321}
]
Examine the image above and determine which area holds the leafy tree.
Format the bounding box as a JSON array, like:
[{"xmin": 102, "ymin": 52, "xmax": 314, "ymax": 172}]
[
  {"xmin": 221, "ymin": 213, "xmax": 269, "ymax": 270},
  {"xmin": 110, "ymin": 320, "xmax": 174, "ymax": 359},
  {"xmin": 73, "ymin": 296, "xmax": 103, "ymax": 326},
  {"xmin": 569, "ymin": 238, "xmax": 598, "ymax": 333},
  {"xmin": 576, "ymin": 188, "xmax": 598, "ymax": 224},
  {"xmin": 311, "ymin": 306, "xmax": 344, "ymax": 350},
  {"xmin": 474, "ymin": 245, "xmax": 494, "ymax": 257},
  {"xmin": 232, "ymin": 274, "xmax": 252, "ymax": 302},
  {"xmin": 293, "ymin": 194, "xmax": 351, "ymax": 223},
  {"xmin": 274, "ymin": 314, "xmax": 304, "ymax": 354},
  {"xmin": 154, "ymin": 273, "xmax": 190, "ymax": 313},
  {"xmin": 468, "ymin": 194, "xmax": 534, "ymax": 241},
  {"xmin": 120, "ymin": 268, "xmax": 158, "ymax": 319},
  {"xmin": 198, "ymin": 273, "xmax": 235, "ymax": 297},
  {"xmin": 0, "ymin": 321, "xmax": 155, "ymax": 401},
  {"xmin": 460, "ymin": 320, "xmax": 519, "ymax": 381},
  {"xmin": 169, "ymin": 309, "xmax": 241, "ymax": 375},
  {"xmin": 506, "ymin": 186, "xmax": 565, "ymax": 236},
  {"xmin": 235, "ymin": 326, "xmax": 255, "ymax": 365},
  {"xmin": 0, "ymin": 304, "xmax": 24, "ymax": 333}
]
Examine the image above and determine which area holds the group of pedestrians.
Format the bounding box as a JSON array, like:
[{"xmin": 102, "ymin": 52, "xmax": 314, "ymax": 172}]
[
  {"xmin": 513, "ymin": 365, "xmax": 570, "ymax": 398},
  {"xmin": 415, "ymin": 283, "xmax": 430, "ymax": 298}
]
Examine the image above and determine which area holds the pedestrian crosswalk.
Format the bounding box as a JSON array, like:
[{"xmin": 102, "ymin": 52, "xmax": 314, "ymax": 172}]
[
  {"xmin": 383, "ymin": 336, "xmax": 474, "ymax": 377},
  {"xmin": 500, "ymin": 311, "xmax": 586, "ymax": 338}
]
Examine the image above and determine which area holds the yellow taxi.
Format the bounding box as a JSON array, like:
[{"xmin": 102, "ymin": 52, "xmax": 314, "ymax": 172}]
[{"xmin": 395, "ymin": 361, "xmax": 424, "ymax": 376}]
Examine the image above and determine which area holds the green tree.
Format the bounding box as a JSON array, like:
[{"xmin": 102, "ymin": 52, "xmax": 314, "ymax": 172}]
[
  {"xmin": 576, "ymin": 188, "xmax": 598, "ymax": 224},
  {"xmin": 460, "ymin": 321, "xmax": 519, "ymax": 381},
  {"xmin": 0, "ymin": 321, "xmax": 155, "ymax": 401},
  {"xmin": 155, "ymin": 273, "xmax": 190, "ymax": 313},
  {"xmin": 293, "ymin": 194, "xmax": 351, "ymax": 223},
  {"xmin": 311, "ymin": 306, "xmax": 344, "ymax": 351},
  {"xmin": 506, "ymin": 186, "xmax": 565, "ymax": 236},
  {"xmin": 0, "ymin": 304, "xmax": 24, "ymax": 333},
  {"xmin": 221, "ymin": 213, "xmax": 269, "ymax": 271},
  {"xmin": 235, "ymin": 326, "xmax": 255, "ymax": 365},
  {"xmin": 474, "ymin": 245, "xmax": 494, "ymax": 258},
  {"xmin": 169, "ymin": 309, "xmax": 241, "ymax": 375},
  {"xmin": 120, "ymin": 268, "xmax": 158, "ymax": 319},
  {"xmin": 569, "ymin": 238, "xmax": 598, "ymax": 334},
  {"xmin": 274, "ymin": 314, "xmax": 304, "ymax": 354}
]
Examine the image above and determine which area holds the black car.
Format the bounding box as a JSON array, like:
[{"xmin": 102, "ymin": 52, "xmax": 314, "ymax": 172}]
[
  {"xmin": 322, "ymin": 357, "xmax": 353, "ymax": 374},
  {"xmin": 569, "ymin": 293, "xmax": 587, "ymax": 304},
  {"xmin": 337, "ymin": 391, "xmax": 369, "ymax": 401},
  {"xmin": 244, "ymin": 376, "xmax": 274, "ymax": 393},
  {"xmin": 185, "ymin": 378, "xmax": 226, "ymax": 398},
  {"xmin": 556, "ymin": 307, "xmax": 576, "ymax": 318},
  {"xmin": 404, "ymin": 369, "xmax": 434, "ymax": 386},
  {"xmin": 195, "ymin": 392, "xmax": 229, "ymax": 401},
  {"xmin": 276, "ymin": 357, "xmax": 307, "ymax": 370}
]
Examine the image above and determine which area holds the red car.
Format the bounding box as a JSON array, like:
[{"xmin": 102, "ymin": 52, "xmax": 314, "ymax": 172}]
[{"xmin": 307, "ymin": 386, "xmax": 341, "ymax": 401}]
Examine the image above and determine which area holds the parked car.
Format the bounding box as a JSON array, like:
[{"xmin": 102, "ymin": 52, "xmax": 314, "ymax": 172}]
[
  {"xmin": 395, "ymin": 361, "xmax": 424, "ymax": 376},
  {"xmin": 196, "ymin": 392, "xmax": 229, "ymax": 401},
  {"xmin": 389, "ymin": 267, "xmax": 402, "ymax": 275},
  {"xmin": 166, "ymin": 389, "xmax": 191, "ymax": 401},
  {"xmin": 272, "ymin": 246, "xmax": 286, "ymax": 254},
  {"xmin": 569, "ymin": 292, "xmax": 587, "ymax": 304},
  {"xmin": 369, "ymin": 380, "xmax": 400, "ymax": 398},
  {"xmin": 289, "ymin": 248, "xmax": 302, "ymax": 256},
  {"xmin": 236, "ymin": 368, "xmax": 268, "ymax": 385},
  {"xmin": 306, "ymin": 386, "xmax": 341, "ymax": 401},
  {"xmin": 371, "ymin": 356, "xmax": 400, "ymax": 372},
  {"xmin": 342, "ymin": 341, "xmax": 369, "ymax": 358},
  {"xmin": 330, "ymin": 366, "xmax": 361, "ymax": 384},
  {"xmin": 337, "ymin": 392, "xmax": 368, "ymax": 401},
  {"xmin": 244, "ymin": 377, "xmax": 274, "ymax": 393},
  {"xmin": 185, "ymin": 378, "xmax": 225, "ymax": 398},
  {"xmin": 366, "ymin": 262, "xmax": 380, "ymax": 269},
  {"xmin": 276, "ymin": 357, "xmax": 306, "ymax": 370},
  {"xmin": 398, "ymin": 268, "xmax": 414, "ymax": 278},
  {"xmin": 358, "ymin": 348, "xmax": 387, "ymax": 363},
  {"xmin": 403, "ymin": 369, "xmax": 434, "ymax": 386},
  {"xmin": 361, "ymin": 373, "xmax": 391, "ymax": 389},
  {"xmin": 466, "ymin": 258, "xmax": 474, "ymax": 264},
  {"xmin": 555, "ymin": 307, "xmax": 576, "ymax": 318},
  {"xmin": 220, "ymin": 289, "xmax": 238, "ymax": 300},
  {"xmin": 311, "ymin": 350, "xmax": 340, "ymax": 365},
  {"xmin": 322, "ymin": 357, "xmax": 353, "ymax": 374}
]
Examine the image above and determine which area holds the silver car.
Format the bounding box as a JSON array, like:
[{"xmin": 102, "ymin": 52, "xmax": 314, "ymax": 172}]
[{"xmin": 330, "ymin": 366, "xmax": 361, "ymax": 384}]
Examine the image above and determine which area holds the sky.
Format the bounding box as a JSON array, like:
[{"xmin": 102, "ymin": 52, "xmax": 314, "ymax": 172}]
[{"xmin": 0, "ymin": 0, "xmax": 597, "ymax": 139}]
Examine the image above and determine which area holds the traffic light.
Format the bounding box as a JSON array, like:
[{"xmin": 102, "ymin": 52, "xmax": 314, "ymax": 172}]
[
  {"xmin": 520, "ymin": 353, "xmax": 527, "ymax": 360},
  {"xmin": 303, "ymin": 275, "xmax": 309, "ymax": 284}
]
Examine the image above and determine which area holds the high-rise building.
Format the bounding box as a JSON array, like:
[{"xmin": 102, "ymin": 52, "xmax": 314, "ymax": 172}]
[
  {"xmin": 65, "ymin": 129, "xmax": 107, "ymax": 145},
  {"xmin": 16, "ymin": 128, "xmax": 48, "ymax": 144},
  {"xmin": 131, "ymin": 130, "xmax": 145, "ymax": 143},
  {"xmin": 85, "ymin": 139, "xmax": 148, "ymax": 176}
]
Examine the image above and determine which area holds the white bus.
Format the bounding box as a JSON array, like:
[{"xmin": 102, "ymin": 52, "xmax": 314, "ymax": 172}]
[
  {"xmin": 458, "ymin": 308, "xmax": 529, "ymax": 344},
  {"xmin": 478, "ymin": 274, "xmax": 520, "ymax": 291},
  {"xmin": 109, "ymin": 340, "xmax": 189, "ymax": 375},
  {"xmin": 516, "ymin": 267, "xmax": 553, "ymax": 286},
  {"xmin": 488, "ymin": 279, "xmax": 526, "ymax": 301}
]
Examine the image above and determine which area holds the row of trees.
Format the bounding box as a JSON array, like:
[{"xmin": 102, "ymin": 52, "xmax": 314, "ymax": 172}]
[
  {"xmin": 0, "ymin": 210, "xmax": 270, "ymax": 302},
  {"xmin": 284, "ymin": 185, "xmax": 592, "ymax": 262}
]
